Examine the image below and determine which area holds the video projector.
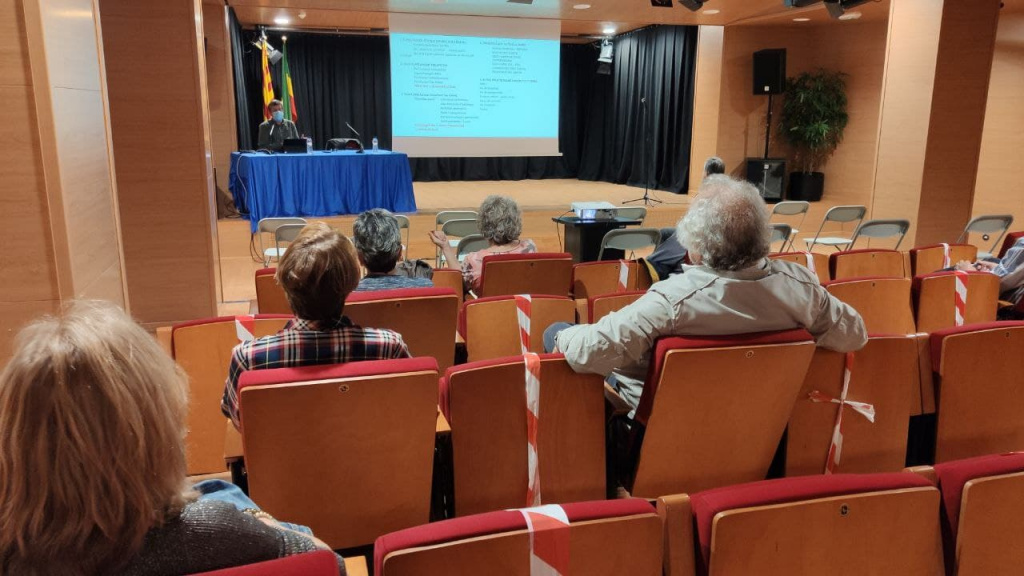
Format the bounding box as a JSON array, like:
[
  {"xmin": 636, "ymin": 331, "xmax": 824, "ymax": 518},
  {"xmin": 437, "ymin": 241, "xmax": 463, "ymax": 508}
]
[{"xmin": 571, "ymin": 202, "xmax": 619, "ymax": 221}]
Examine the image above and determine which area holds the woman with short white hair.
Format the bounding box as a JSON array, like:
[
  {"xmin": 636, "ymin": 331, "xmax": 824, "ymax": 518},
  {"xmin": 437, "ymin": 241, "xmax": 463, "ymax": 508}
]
[{"xmin": 428, "ymin": 195, "xmax": 537, "ymax": 293}]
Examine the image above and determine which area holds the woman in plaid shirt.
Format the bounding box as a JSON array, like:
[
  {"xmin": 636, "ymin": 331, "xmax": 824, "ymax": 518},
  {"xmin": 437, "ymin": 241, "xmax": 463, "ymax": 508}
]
[{"xmin": 221, "ymin": 222, "xmax": 410, "ymax": 427}]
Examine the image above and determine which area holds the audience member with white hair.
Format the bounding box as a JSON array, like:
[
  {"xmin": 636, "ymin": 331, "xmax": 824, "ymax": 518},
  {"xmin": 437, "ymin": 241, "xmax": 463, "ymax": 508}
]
[{"xmin": 546, "ymin": 175, "xmax": 867, "ymax": 410}]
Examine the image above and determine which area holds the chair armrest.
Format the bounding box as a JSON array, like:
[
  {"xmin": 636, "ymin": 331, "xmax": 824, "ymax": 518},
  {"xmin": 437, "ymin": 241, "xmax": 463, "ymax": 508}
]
[
  {"xmin": 657, "ymin": 494, "xmax": 696, "ymax": 576},
  {"xmin": 904, "ymin": 465, "xmax": 937, "ymax": 484},
  {"xmin": 604, "ymin": 383, "xmax": 633, "ymax": 417}
]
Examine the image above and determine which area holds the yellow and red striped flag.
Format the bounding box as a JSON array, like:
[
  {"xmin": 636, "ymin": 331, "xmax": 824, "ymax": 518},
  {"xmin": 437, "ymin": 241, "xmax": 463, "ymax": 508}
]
[
  {"xmin": 261, "ymin": 37, "xmax": 275, "ymax": 121},
  {"xmin": 281, "ymin": 38, "xmax": 298, "ymax": 123}
]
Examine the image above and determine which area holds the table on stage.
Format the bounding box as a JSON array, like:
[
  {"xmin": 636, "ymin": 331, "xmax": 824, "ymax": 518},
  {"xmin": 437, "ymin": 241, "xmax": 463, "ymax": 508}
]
[
  {"xmin": 553, "ymin": 215, "xmax": 644, "ymax": 263},
  {"xmin": 230, "ymin": 150, "xmax": 417, "ymax": 232}
]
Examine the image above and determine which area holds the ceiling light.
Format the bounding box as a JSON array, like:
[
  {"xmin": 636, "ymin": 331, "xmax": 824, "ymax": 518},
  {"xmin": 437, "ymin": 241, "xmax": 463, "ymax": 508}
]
[
  {"xmin": 573, "ymin": 3, "xmax": 591, "ymax": 9},
  {"xmin": 602, "ymin": 26, "xmax": 616, "ymax": 34},
  {"xmin": 838, "ymin": 10, "xmax": 862, "ymax": 20},
  {"xmin": 274, "ymin": 16, "xmax": 290, "ymax": 25},
  {"xmin": 793, "ymin": 17, "xmax": 811, "ymax": 21},
  {"xmin": 703, "ymin": 9, "xmax": 720, "ymax": 14}
]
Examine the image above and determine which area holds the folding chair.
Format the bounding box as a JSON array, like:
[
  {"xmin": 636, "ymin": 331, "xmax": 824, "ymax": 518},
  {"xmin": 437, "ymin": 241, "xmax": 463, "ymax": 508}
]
[
  {"xmin": 436, "ymin": 210, "xmax": 478, "ymax": 230},
  {"xmin": 998, "ymin": 231, "xmax": 1024, "ymax": 258},
  {"xmin": 478, "ymin": 253, "xmax": 573, "ymax": 298},
  {"xmin": 374, "ymin": 499, "xmax": 663, "ymax": 576},
  {"xmin": 656, "ymin": 473, "xmax": 942, "ymax": 576},
  {"xmin": 190, "ymin": 550, "xmax": 344, "ymax": 576},
  {"xmin": 440, "ymin": 354, "xmax": 605, "ymax": 516},
  {"xmin": 460, "ymin": 295, "xmax": 575, "ymax": 362},
  {"xmin": 345, "ymin": 287, "xmax": 459, "ymax": 372},
  {"xmin": 829, "ymin": 248, "xmax": 906, "ymax": 280},
  {"xmin": 437, "ymin": 217, "xmax": 480, "ymax": 266},
  {"xmin": 769, "ymin": 223, "xmax": 793, "ymax": 253},
  {"xmin": 254, "ymin": 268, "xmax": 290, "ymax": 314},
  {"xmin": 587, "ymin": 291, "xmax": 646, "ymax": 323},
  {"xmin": 824, "ymin": 277, "xmax": 915, "ymax": 334},
  {"xmin": 769, "ymin": 251, "xmax": 829, "ymax": 284},
  {"xmin": 394, "ymin": 214, "xmax": 410, "ymax": 258},
  {"xmin": 848, "ymin": 218, "xmax": 911, "ymax": 250},
  {"xmin": 455, "ymin": 234, "xmax": 489, "ymax": 262},
  {"xmin": 158, "ymin": 314, "xmax": 292, "ymax": 474},
  {"xmin": 957, "ymin": 214, "xmax": 1014, "ymax": 259},
  {"xmin": 615, "ymin": 206, "xmax": 648, "ymax": 223},
  {"xmin": 786, "ymin": 337, "xmax": 918, "ymax": 476},
  {"xmin": 239, "ymin": 358, "xmax": 440, "ymax": 549},
  {"xmin": 910, "ymin": 244, "xmax": 979, "ymax": 276},
  {"xmin": 257, "ymin": 217, "xmax": 307, "ymax": 266},
  {"xmin": 912, "ymin": 271, "xmax": 1000, "ymax": 333},
  {"xmin": 597, "ymin": 228, "xmax": 661, "ymax": 260},
  {"xmin": 804, "ymin": 205, "xmax": 867, "ymax": 251},
  {"xmin": 621, "ymin": 330, "xmax": 816, "ymax": 498},
  {"xmin": 929, "ymin": 322, "xmax": 1024, "ymax": 462},
  {"xmin": 909, "ymin": 452, "xmax": 1024, "ymax": 576},
  {"xmin": 770, "ymin": 200, "xmax": 810, "ymax": 252}
]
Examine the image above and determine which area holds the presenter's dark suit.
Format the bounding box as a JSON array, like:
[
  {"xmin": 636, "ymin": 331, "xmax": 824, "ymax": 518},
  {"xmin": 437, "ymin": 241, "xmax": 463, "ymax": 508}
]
[{"xmin": 257, "ymin": 119, "xmax": 299, "ymax": 151}]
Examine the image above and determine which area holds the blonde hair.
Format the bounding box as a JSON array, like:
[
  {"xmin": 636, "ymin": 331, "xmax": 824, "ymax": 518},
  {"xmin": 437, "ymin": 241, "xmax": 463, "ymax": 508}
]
[
  {"xmin": 0, "ymin": 301, "xmax": 192, "ymax": 575},
  {"xmin": 276, "ymin": 222, "xmax": 361, "ymax": 323}
]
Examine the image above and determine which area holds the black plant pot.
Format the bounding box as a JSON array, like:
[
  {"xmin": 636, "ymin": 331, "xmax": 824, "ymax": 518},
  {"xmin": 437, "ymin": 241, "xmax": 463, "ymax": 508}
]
[{"xmin": 788, "ymin": 172, "xmax": 825, "ymax": 202}]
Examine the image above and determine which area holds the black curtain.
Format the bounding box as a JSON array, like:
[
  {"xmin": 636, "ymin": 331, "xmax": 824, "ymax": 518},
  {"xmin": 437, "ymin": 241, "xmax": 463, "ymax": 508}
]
[
  {"xmin": 228, "ymin": 8, "xmax": 254, "ymax": 151},
  {"xmin": 235, "ymin": 26, "xmax": 697, "ymax": 192}
]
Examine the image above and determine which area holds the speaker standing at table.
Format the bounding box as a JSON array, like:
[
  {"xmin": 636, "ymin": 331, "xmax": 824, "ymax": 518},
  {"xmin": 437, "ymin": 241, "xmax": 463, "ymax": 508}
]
[{"xmin": 257, "ymin": 99, "xmax": 299, "ymax": 152}]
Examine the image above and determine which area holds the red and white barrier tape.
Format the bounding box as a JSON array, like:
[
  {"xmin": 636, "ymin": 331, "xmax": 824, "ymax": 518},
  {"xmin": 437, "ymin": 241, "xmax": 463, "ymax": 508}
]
[
  {"xmin": 235, "ymin": 315, "xmax": 255, "ymax": 342},
  {"xmin": 953, "ymin": 271, "xmax": 968, "ymax": 327},
  {"xmin": 518, "ymin": 504, "xmax": 571, "ymax": 576},
  {"xmin": 804, "ymin": 252, "xmax": 817, "ymax": 277},
  {"xmin": 808, "ymin": 352, "xmax": 876, "ymax": 474},
  {"xmin": 515, "ymin": 295, "xmax": 543, "ymax": 506},
  {"xmin": 617, "ymin": 260, "xmax": 630, "ymax": 292},
  {"xmin": 514, "ymin": 295, "xmax": 533, "ymax": 353},
  {"xmin": 940, "ymin": 243, "xmax": 951, "ymax": 269}
]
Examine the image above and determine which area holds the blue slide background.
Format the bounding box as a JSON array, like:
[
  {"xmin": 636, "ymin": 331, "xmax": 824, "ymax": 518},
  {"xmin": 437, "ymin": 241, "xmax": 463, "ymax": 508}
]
[{"xmin": 390, "ymin": 33, "xmax": 560, "ymax": 139}]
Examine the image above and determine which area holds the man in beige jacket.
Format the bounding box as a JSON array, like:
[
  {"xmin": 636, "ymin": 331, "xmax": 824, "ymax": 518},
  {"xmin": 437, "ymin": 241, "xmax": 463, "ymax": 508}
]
[{"xmin": 548, "ymin": 175, "xmax": 867, "ymax": 411}]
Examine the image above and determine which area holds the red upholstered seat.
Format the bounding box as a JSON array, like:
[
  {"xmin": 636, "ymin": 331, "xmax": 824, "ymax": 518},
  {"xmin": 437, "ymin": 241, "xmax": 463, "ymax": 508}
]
[
  {"xmin": 373, "ymin": 499, "xmax": 656, "ymax": 575},
  {"xmin": 690, "ymin": 473, "xmax": 933, "ymax": 575},
  {"xmin": 458, "ymin": 295, "xmax": 576, "ymax": 363},
  {"xmin": 928, "ymin": 321, "xmax": 1024, "ymax": 373},
  {"xmin": 912, "ymin": 270, "xmax": 1001, "ymax": 332},
  {"xmin": 822, "ymin": 277, "xmax": 915, "ymax": 334},
  {"xmin": 998, "ymin": 231, "xmax": 1024, "ymax": 258},
  {"xmin": 933, "ymin": 452, "xmax": 1024, "ymax": 543},
  {"xmin": 571, "ymin": 260, "xmax": 639, "ymax": 299},
  {"xmin": 909, "ymin": 244, "xmax": 978, "ymax": 276},
  {"xmin": 344, "ymin": 287, "xmax": 459, "ymax": 371},
  {"xmin": 439, "ymin": 353, "xmax": 563, "ymax": 422},
  {"xmin": 190, "ymin": 550, "xmax": 339, "ymax": 576},
  {"xmin": 238, "ymin": 356, "xmax": 439, "ymax": 395},
  {"xmin": 478, "ymin": 252, "xmax": 573, "ymax": 297},
  {"xmin": 587, "ymin": 290, "xmax": 646, "ymax": 323}
]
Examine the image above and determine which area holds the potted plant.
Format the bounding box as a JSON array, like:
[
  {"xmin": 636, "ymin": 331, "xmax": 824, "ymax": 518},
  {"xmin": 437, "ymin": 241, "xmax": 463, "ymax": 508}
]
[{"xmin": 778, "ymin": 69, "xmax": 849, "ymax": 201}]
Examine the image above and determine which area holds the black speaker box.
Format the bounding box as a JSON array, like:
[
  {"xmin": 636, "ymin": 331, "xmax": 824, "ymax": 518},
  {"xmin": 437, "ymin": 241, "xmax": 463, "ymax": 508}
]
[
  {"xmin": 746, "ymin": 158, "xmax": 786, "ymax": 201},
  {"xmin": 753, "ymin": 49, "xmax": 787, "ymax": 95}
]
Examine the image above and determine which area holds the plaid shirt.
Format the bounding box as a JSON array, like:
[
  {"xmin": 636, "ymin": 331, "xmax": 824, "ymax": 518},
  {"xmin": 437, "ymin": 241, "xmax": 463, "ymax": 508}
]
[{"xmin": 221, "ymin": 316, "xmax": 410, "ymax": 427}]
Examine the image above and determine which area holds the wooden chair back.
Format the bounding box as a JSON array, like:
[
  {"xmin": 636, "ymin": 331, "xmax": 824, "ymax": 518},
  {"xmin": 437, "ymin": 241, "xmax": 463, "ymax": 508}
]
[
  {"xmin": 571, "ymin": 260, "xmax": 640, "ymax": 299},
  {"xmin": 170, "ymin": 315, "xmax": 291, "ymax": 474},
  {"xmin": 786, "ymin": 337, "xmax": 917, "ymax": 476},
  {"xmin": 829, "ymin": 248, "xmax": 906, "ymax": 280},
  {"xmin": 460, "ymin": 296, "xmax": 575, "ymax": 363},
  {"xmin": 927, "ymin": 453, "xmax": 1024, "ymax": 576},
  {"xmin": 658, "ymin": 473, "xmax": 943, "ymax": 576},
  {"xmin": 629, "ymin": 330, "xmax": 816, "ymax": 498},
  {"xmin": 913, "ymin": 271, "xmax": 1000, "ymax": 333},
  {"xmin": 587, "ymin": 291, "xmax": 646, "ymax": 323},
  {"xmin": 479, "ymin": 253, "xmax": 573, "ymax": 297},
  {"xmin": 345, "ymin": 287, "xmax": 459, "ymax": 372},
  {"xmin": 769, "ymin": 251, "xmax": 829, "ymax": 284},
  {"xmin": 431, "ymin": 267, "xmax": 464, "ymax": 309},
  {"xmin": 909, "ymin": 244, "xmax": 978, "ymax": 276},
  {"xmin": 238, "ymin": 358, "xmax": 439, "ymax": 549},
  {"xmin": 824, "ymin": 277, "xmax": 916, "ymax": 334},
  {"xmin": 254, "ymin": 268, "xmax": 291, "ymax": 314},
  {"xmin": 374, "ymin": 500, "xmax": 662, "ymax": 576},
  {"xmin": 930, "ymin": 322, "xmax": 1024, "ymax": 462},
  {"xmin": 441, "ymin": 354, "xmax": 605, "ymax": 516}
]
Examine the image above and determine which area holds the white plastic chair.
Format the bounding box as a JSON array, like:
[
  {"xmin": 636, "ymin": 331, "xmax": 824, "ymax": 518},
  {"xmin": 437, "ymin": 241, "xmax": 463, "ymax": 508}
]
[
  {"xmin": 848, "ymin": 218, "xmax": 911, "ymax": 250},
  {"xmin": 804, "ymin": 205, "xmax": 867, "ymax": 251},
  {"xmin": 957, "ymin": 214, "xmax": 1014, "ymax": 259},
  {"xmin": 615, "ymin": 206, "xmax": 647, "ymax": 224},
  {"xmin": 769, "ymin": 223, "xmax": 793, "ymax": 253},
  {"xmin": 597, "ymin": 228, "xmax": 661, "ymax": 260},
  {"xmin": 770, "ymin": 201, "xmax": 809, "ymax": 251},
  {"xmin": 257, "ymin": 217, "xmax": 307, "ymax": 266}
]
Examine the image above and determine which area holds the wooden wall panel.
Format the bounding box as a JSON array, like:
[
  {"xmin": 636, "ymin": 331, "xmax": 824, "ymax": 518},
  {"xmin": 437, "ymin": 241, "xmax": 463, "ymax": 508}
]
[
  {"xmin": 688, "ymin": 25, "xmax": 724, "ymax": 193},
  {"xmin": 972, "ymin": 8, "xmax": 1024, "ymax": 232},
  {"xmin": 100, "ymin": 0, "xmax": 221, "ymax": 326},
  {"xmin": 202, "ymin": 2, "xmax": 239, "ymax": 214}
]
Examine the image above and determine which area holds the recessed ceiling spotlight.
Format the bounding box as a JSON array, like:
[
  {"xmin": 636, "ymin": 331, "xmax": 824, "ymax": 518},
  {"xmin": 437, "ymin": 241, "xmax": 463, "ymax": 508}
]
[
  {"xmin": 573, "ymin": 3, "xmax": 591, "ymax": 9},
  {"xmin": 793, "ymin": 17, "xmax": 811, "ymax": 21},
  {"xmin": 274, "ymin": 16, "xmax": 290, "ymax": 25},
  {"xmin": 703, "ymin": 9, "xmax": 720, "ymax": 14},
  {"xmin": 603, "ymin": 26, "xmax": 616, "ymax": 34},
  {"xmin": 838, "ymin": 10, "xmax": 862, "ymax": 20}
]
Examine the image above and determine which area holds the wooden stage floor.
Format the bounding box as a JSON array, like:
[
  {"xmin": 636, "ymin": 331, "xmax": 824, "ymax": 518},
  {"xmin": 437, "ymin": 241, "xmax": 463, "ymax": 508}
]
[{"xmin": 216, "ymin": 178, "xmax": 857, "ymax": 314}]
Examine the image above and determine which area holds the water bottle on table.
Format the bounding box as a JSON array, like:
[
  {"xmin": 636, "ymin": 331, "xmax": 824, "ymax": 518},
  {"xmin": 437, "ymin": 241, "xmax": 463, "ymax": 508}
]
[
  {"xmin": 304, "ymin": 136, "xmax": 312, "ymax": 153},
  {"xmin": 372, "ymin": 137, "xmax": 379, "ymax": 152}
]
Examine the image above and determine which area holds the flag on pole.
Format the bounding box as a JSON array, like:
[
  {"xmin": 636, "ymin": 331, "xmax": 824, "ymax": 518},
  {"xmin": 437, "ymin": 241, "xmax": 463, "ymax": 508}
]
[
  {"xmin": 261, "ymin": 35, "xmax": 275, "ymax": 121},
  {"xmin": 280, "ymin": 38, "xmax": 298, "ymax": 123}
]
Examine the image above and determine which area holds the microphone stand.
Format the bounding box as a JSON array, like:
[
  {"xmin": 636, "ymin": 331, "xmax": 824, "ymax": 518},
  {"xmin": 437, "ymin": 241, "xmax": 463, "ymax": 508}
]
[{"xmin": 624, "ymin": 96, "xmax": 662, "ymax": 206}]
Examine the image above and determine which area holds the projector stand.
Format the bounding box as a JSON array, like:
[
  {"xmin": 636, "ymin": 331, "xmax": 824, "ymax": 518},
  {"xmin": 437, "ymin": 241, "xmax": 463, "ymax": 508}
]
[{"xmin": 624, "ymin": 96, "xmax": 662, "ymax": 207}]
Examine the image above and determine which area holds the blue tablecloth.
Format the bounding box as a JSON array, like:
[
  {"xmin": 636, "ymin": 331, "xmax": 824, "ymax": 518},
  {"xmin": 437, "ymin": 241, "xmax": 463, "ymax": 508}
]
[{"xmin": 230, "ymin": 150, "xmax": 417, "ymax": 232}]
